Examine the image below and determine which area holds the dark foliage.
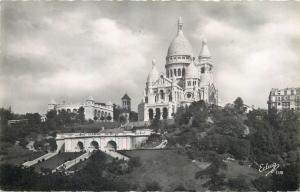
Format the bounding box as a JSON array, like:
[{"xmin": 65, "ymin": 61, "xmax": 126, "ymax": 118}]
[
  {"xmin": 144, "ymin": 181, "xmax": 162, "ymax": 191},
  {"xmin": 227, "ymin": 176, "xmax": 250, "ymax": 191}
]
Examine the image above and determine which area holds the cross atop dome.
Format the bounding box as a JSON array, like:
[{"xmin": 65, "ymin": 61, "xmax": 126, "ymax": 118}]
[
  {"xmin": 152, "ymin": 59, "xmax": 156, "ymax": 67},
  {"xmin": 178, "ymin": 16, "xmax": 183, "ymax": 32}
]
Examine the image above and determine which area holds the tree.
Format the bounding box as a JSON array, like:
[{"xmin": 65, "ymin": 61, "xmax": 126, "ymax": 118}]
[
  {"xmin": 119, "ymin": 115, "xmax": 126, "ymax": 124},
  {"xmin": 94, "ymin": 116, "xmax": 98, "ymax": 121},
  {"xmin": 227, "ymin": 176, "xmax": 250, "ymax": 191},
  {"xmin": 77, "ymin": 107, "xmax": 85, "ymax": 123},
  {"xmin": 100, "ymin": 116, "xmax": 105, "ymax": 122},
  {"xmin": 234, "ymin": 97, "xmax": 245, "ymax": 114},
  {"xmin": 144, "ymin": 181, "xmax": 162, "ymax": 191},
  {"xmin": 106, "ymin": 115, "xmax": 112, "ymax": 121},
  {"xmin": 129, "ymin": 111, "xmax": 138, "ymax": 122},
  {"xmin": 174, "ymin": 106, "xmax": 190, "ymax": 126},
  {"xmin": 195, "ymin": 152, "xmax": 227, "ymax": 191},
  {"xmin": 162, "ymin": 108, "xmax": 168, "ymax": 120},
  {"xmin": 113, "ymin": 104, "xmax": 121, "ymax": 121}
]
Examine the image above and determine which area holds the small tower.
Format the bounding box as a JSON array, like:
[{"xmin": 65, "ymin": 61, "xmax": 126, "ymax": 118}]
[
  {"xmin": 198, "ymin": 38, "xmax": 214, "ymax": 86},
  {"xmin": 86, "ymin": 96, "xmax": 95, "ymax": 106},
  {"xmin": 121, "ymin": 93, "xmax": 131, "ymax": 111}
]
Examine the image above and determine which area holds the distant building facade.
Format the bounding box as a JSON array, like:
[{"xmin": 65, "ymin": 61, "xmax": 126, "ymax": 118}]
[
  {"xmin": 268, "ymin": 88, "xmax": 300, "ymax": 111},
  {"xmin": 138, "ymin": 17, "xmax": 218, "ymax": 121},
  {"xmin": 48, "ymin": 96, "xmax": 113, "ymax": 122}
]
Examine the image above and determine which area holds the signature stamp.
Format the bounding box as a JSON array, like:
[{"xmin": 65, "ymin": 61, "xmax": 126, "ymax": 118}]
[{"xmin": 258, "ymin": 163, "xmax": 283, "ymax": 176}]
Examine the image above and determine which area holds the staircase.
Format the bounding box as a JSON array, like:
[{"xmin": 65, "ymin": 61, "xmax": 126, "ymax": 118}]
[
  {"xmin": 53, "ymin": 148, "xmax": 129, "ymax": 173},
  {"xmin": 22, "ymin": 141, "xmax": 64, "ymax": 167},
  {"xmin": 53, "ymin": 151, "xmax": 92, "ymax": 173}
]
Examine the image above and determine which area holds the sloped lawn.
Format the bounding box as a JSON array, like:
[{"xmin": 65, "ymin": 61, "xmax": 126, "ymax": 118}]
[{"xmin": 119, "ymin": 149, "xmax": 207, "ymax": 191}]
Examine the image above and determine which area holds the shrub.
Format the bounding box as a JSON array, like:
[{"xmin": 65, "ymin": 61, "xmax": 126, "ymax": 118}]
[
  {"xmin": 252, "ymin": 176, "xmax": 272, "ymax": 191},
  {"xmin": 144, "ymin": 181, "xmax": 162, "ymax": 191},
  {"xmin": 227, "ymin": 176, "xmax": 250, "ymax": 191},
  {"xmin": 174, "ymin": 184, "xmax": 187, "ymax": 191},
  {"xmin": 128, "ymin": 157, "xmax": 141, "ymax": 168}
]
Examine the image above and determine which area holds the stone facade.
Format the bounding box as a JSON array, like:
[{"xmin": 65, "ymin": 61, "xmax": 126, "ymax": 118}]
[
  {"xmin": 138, "ymin": 17, "xmax": 218, "ymax": 121},
  {"xmin": 48, "ymin": 96, "xmax": 113, "ymax": 122},
  {"xmin": 56, "ymin": 129, "xmax": 153, "ymax": 152},
  {"xmin": 268, "ymin": 87, "xmax": 300, "ymax": 111}
]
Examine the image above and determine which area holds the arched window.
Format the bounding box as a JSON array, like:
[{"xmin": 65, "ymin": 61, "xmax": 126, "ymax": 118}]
[
  {"xmin": 155, "ymin": 108, "xmax": 161, "ymax": 120},
  {"xmin": 166, "ymin": 70, "xmax": 169, "ymax": 78},
  {"xmin": 148, "ymin": 109, "xmax": 154, "ymax": 120},
  {"xmin": 169, "ymin": 93, "xmax": 172, "ymax": 102},
  {"xmin": 182, "ymin": 68, "xmax": 185, "ymax": 76},
  {"xmin": 201, "ymin": 67, "xmax": 205, "ymax": 73},
  {"xmin": 160, "ymin": 90, "xmax": 164, "ymax": 100},
  {"xmin": 162, "ymin": 108, "xmax": 168, "ymax": 119},
  {"xmin": 174, "ymin": 69, "xmax": 177, "ymax": 76},
  {"xmin": 170, "ymin": 70, "xmax": 173, "ymax": 77},
  {"xmin": 145, "ymin": 96, "xmax": 148, "ymax": 103},
  {"xmin": 178, "ymin": 68, "xmax": 181, "ymax": 76}
]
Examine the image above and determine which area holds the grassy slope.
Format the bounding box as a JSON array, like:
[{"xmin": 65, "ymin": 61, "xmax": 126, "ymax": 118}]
[
  {"xmin": 0, "ymin": 144, "xmax": 45, "ymax": 166},
  {"xmin": 119, "ymin": 149, "xmax": 207, "ymax": 191},
  {"xmin": 69, "ymin": 151, "xmax": 114, "ymax": 171}
]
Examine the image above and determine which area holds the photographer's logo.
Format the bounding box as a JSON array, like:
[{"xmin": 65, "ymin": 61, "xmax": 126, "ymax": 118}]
[{"xmin": 258, "ymin": 163, "xmax": 283, "ymax": 176}]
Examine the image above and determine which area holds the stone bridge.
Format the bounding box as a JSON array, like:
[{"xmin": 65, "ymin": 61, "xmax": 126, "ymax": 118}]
[{"xmin": 56, "ymin": 129, "xmax": 154, "ymax": 152}]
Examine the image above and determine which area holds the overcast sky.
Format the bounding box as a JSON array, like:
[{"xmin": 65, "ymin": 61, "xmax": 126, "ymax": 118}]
[{"xmin": 1, "ymin": 2, "xmax": 300, "ymax": 114}]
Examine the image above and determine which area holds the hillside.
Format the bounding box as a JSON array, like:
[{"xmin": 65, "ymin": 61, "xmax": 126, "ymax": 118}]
[{"xmin": 118, "ymin": 149, "xmax": 207, "ymax": 191}]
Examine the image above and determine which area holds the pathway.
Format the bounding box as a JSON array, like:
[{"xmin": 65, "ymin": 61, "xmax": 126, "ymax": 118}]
[
  {"xmin": 22, "ymin": 142, "xmax": 64, "ymax": 167},
  {"xmin": 53, "ymin": 151, "xmax": 92, "ymax": 173}
]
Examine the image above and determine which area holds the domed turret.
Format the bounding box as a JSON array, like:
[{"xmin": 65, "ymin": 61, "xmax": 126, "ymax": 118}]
[
  {"xmin": 166, "ymin": 17, "xmax": 193, "ymax": 64},
  {"xmin": 185, "ymin": 63, "xmax": 198, "ymax": 79},
  {"xmin": 87, "ymin": 96, "xmax": 95, "ymax": 101},
  {"xmin": 106, "ymin": 101, "xmax": 113, "ymax": 106},
  {"xmin": 147, "ymin": 59, "xmax": 159, "ymax": 83},
  {"xmin": 50, "ymin": 99, "xmax": 56, "ymax": 105},
  {"xmin": 199, "ymin": 38, "xmax": 211, "ymax": 60}
]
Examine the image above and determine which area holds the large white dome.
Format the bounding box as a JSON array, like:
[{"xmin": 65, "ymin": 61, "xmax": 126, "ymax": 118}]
[{"xmin": 167, "ymin": 17, "xmax": 193, "ymax": 57}]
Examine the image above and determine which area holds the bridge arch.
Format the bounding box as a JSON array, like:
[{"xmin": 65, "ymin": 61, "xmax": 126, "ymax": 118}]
[
  {"xmin": 106, "ymin": 140, "xmax": 117, "ymax": 151},
  {"xmin": 77, "ymin": 141, "xmax": 84, "ymax": 152},
  {"xmin": 90, "ymin": 141, "xmax": 99, "ymax": 150}
]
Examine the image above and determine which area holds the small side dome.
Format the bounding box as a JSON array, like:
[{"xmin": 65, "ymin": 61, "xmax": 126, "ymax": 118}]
[
  {"xmin": 147, "ymin": 59, "xmax": 160, "ymax": 83},
  {"xmin": 50, "ymin": 99, "xmax": 56, "ymax": 105},
  {"xmin": 185, "ymin": 63, "xmax": 198, "ymax": 78}
]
